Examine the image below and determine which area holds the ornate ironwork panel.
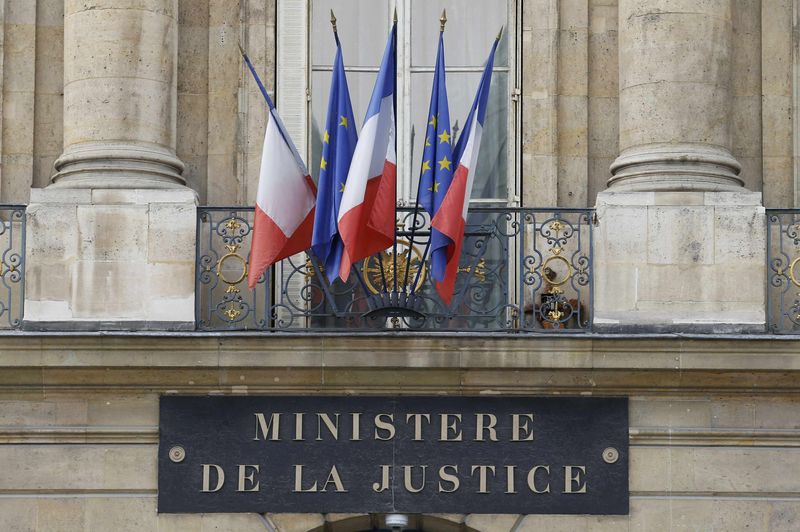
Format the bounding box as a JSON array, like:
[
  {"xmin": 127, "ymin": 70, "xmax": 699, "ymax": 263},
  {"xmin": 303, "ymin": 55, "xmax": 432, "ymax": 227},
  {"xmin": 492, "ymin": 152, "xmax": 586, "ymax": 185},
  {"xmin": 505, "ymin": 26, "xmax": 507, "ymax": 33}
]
[
  {"xmin": 0, "ymin": 206, "xmax": 26, "ymax": 329},
  {"xmin": 766, "ymin": 210, "xmax": 800, "ymax": 333},
  {"xmin": 196, "ymin": 207, "xmax": 593, "ymax": 332}
]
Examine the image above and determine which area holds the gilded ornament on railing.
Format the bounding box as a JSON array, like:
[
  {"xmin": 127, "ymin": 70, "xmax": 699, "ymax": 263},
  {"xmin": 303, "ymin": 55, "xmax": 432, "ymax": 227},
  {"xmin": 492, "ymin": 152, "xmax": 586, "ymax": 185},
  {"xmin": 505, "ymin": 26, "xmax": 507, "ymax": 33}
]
[
  {"xmin": 458, "ymin": 258, "xmax": 487, "ymax": 282},
  {"xmin": 216, "ymin": 245, "xmax": 248, "ymax": 290},
  {"xmin": 215, "ymin": 242, "xmax": 248, "ymax": 320},
  {"xmin": 304, "ymin": 257, "xmax": 319, "ymax": 279},
  {"xmin": 223, "ymin": 305, "xmax": 242, "ymax": 321},
  {"xmin": 541, "ymin": 255, "xmax": 573, "ymax": 287},
  {"xmin": 224, "ymin": 218, "xmax": 241, "ymax": 233},
  {"xmin": 362, "ymin": 240, "xmax": 427, "ymax": 295},
  {"xmin": 547, "ymin": 307, "xmax": 564, "ymax": 322},
  {"xmin": 788, "ymin": 257, "xmax": 800, "ymax": 288}
]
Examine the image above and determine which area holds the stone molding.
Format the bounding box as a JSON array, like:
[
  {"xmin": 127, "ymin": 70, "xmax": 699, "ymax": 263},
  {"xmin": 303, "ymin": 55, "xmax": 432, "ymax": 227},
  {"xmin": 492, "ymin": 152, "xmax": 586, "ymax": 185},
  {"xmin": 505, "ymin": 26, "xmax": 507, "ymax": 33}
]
[
  {"xmin": 4, "ymin": 426, "xmax": 799, "ymax": 448},
  {"xmin": 52, "ymin": 142, "xmax": 186, "ymax": 189},
  {"xmin": 609, "ymin": 143, "xmax": 744, "ymax": 192}
]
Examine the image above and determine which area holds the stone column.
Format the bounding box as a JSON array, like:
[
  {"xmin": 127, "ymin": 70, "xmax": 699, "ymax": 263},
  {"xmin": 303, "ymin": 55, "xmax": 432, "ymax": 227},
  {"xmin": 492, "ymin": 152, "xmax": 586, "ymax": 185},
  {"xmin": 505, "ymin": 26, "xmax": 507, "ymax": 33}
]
[
  {"xmin": 594, "ymin": 0, "xmax": 765, "ymax": 331},
  {"xmin": 51, "ymin": 0, "xmax": 184, "ymax": 188},
  {"xmin": 609, "ymin": 0, "xmax": 742, "ymax": 192},
  {"xmin": 23, "ymin": 0, "xmax": 196, "ymax": 330}
]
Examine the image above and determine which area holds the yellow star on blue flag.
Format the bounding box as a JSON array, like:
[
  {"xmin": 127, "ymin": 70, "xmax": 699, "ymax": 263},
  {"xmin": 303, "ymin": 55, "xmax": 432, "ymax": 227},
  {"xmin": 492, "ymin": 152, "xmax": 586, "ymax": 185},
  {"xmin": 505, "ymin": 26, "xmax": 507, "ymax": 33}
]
[
  {"xmin": 312, "ymin": 34, "xmax": 358, "ymax": 283},
  {"xmin": 418, "ymin": 34, "xmax": 453, "ymax": 219}
]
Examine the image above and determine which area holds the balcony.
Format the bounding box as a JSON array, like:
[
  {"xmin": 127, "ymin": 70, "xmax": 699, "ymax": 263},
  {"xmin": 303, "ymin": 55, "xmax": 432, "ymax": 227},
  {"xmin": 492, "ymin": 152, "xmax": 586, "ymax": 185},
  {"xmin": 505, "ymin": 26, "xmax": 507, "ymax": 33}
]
[
  {"xmin": 196, "ymin": 207, "xmax": 594, "ymax": 332},
  {"xmin": 11, "ymin": 205, "xmax": 800, "ymax": 334},
  {"xmin": 0, "ymin": 206, "xmax": 25, "ymax": 330},
  {"xmin": 767, "ymin": 210, "xmax": 800, "ymax": 333}
]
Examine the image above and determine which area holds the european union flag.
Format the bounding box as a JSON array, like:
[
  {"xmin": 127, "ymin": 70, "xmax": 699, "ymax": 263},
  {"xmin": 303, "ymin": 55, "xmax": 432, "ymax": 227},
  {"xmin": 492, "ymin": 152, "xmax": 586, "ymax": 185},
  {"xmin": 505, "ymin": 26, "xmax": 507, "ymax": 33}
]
[
  {"xmin": 418, "ymin": 32, "xmax": 454, "ymax": 282},
  {"xmin": 312, "ymin": 32, "xmax": 358, "ymax": 283}
]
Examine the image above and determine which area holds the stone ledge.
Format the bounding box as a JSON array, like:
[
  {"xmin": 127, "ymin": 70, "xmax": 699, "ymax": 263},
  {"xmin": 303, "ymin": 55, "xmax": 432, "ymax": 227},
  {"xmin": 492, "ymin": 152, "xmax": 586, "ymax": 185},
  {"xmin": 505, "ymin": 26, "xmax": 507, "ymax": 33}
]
[
  {"xmin": 30, "ymin": 187, "xmax": 198, "ymax": 205},
  {"xmin": 21, "ymin": 320, "xmax": 196, "ymax": 332},
  {"xmin": 0, "ymin": 335, "xmax": 798, "ymax": 373},
  {"xmin": 4, "ymin": 426, "xmax": 799, "ymax": 447}
]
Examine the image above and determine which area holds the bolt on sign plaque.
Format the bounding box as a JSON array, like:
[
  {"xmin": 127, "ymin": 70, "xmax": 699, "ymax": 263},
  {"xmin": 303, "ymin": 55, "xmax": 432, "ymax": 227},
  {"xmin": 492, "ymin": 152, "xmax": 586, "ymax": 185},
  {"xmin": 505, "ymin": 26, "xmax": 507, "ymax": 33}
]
[{"xmin": 158, "ymin": 396, "xmax": 628, "ymax": 515}]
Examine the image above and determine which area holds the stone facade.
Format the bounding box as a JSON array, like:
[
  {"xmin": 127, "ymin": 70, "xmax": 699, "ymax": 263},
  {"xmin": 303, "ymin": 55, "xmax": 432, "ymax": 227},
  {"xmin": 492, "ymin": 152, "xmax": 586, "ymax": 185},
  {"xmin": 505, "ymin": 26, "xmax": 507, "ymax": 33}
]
[
  {"xmin": 2, "ymin": 337, "xmax": 800, "ymax": 531},
  {"xmin": 1, "ymin": 1, "xmax": 800, "ymax": 531}
]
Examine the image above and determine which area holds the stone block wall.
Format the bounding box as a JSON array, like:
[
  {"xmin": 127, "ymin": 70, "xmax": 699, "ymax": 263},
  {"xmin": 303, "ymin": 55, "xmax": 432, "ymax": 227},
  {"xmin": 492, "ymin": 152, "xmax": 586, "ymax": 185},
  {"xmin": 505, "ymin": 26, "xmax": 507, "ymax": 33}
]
[
  {"xmin": 24, "ymin": 188, "xmax": 197, "ymax": 328},
  {"xmin": 1, "ymin": 0, "xmax": 277, "ymax": 206},
  {"xmin": 0, "ymin": 337, "xmax": 799, "ymax": 531},
  {"xmin": 594, "ymin": 190, "xmax": 767, "ymax": 331},
  {"xmin": 2, "ymin": 0, "xmax": 798, "ymax": 207}
]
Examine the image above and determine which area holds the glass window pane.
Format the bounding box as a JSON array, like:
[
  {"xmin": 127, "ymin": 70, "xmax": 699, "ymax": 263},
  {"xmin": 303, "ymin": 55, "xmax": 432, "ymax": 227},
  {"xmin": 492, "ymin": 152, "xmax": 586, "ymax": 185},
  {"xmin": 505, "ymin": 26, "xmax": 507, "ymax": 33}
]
[
  {"xmin": 410, "ymin": 0, "xmax": 508, "ymax": 68},
  {"xmin": 311, "ymin": 0, "xmax": 391, "ymax": 67},
  {"xmin": 409, "ymin": 71, "xmax": 508, "ymax": 201}
]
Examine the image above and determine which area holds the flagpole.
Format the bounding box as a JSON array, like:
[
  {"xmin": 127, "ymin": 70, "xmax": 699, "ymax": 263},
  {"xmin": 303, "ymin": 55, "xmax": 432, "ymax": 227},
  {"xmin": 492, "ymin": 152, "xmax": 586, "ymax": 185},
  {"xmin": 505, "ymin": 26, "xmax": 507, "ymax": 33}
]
[
  {"xmin": 238, "ymin": 42, "xmax": 275, "ymax": 111},
  {"xmin": 404, "ymin": 9, "xmax": 446, "ymax": 296},
  {"xmin": 392, "ymin": 7, "xmax": 399, "ymax": 297}
]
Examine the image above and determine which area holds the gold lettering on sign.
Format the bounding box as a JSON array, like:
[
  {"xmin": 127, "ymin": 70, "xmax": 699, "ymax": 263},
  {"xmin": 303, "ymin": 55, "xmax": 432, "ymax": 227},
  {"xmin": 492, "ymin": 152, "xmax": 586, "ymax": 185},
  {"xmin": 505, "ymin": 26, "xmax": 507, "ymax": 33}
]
[
  {"xmin": 316, "ymin": 413, "xmax": 340, "ymax": 441},
  {"xmin": 372, "ymin": 465, "xmax": 391, "ymax": 492},
  {"xmin": 403, "ymin": 465, "xmax": 427, "ymax": 493},
  {"xmin": 374, "ymin": 413, "xmax": 395, "ymax": 440},
  {"xmin": 351, "ymin": 412, "xmax": 362, "ymax": 441},
  {"xmin": 471, "ymin": 465, "xmax": 496, "ymax": 493},
  {"xmin": 321, "ymin": 465, "xmax": 347, "ymax": 492},
  {"xmin": 511, "ymin": 414, "xmax": 535, "ymax": 441},
  {"xmin": 253, "ymin": 413, "xmax": 280, "ymax": 441},
  {"xmin": 563, "ymin": 465, "xmax": 587, "ymax": 494},
  {"xmin": 439, "ymin": 414, "xmax": 463, "ymax": 441},
  {"xmin": 438, "ymin": 465, "xmax": 460, "ymax": 493},
  {"xmin": 236, "ymin": 464, "xmax": 260, "ymax": 492},
  {"xmin": 294, "ymin": 413, "xmax": 304, "ymax": 441},
  {"xmin": 527, "ymin": 465, "xmax": 551, "ymax": 493},
  {"xmin": 505, "ymin": 465, "xmax": 517, "ymax": 494},
  {"xmin": 476, "ymin": 413, "xmax": 498, "ymax": 441},
  {"xmin": 293, "ymin": 465, "xmax": 317, "ymax": 492},
  {"xmin": 201, "ymin": 464, "xmax": 224, "ymax": 492},
  {"xmin": 406, "ymin": 413, "xmax": 431, "ymax": 440}
]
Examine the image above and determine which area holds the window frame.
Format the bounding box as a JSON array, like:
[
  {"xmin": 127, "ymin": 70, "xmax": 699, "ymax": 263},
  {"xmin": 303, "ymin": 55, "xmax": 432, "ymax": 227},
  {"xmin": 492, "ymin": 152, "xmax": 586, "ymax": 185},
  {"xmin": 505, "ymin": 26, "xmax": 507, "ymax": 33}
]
[{"xmin": 277, "ymin": 0, "xmax": 520, "ymax": 207}]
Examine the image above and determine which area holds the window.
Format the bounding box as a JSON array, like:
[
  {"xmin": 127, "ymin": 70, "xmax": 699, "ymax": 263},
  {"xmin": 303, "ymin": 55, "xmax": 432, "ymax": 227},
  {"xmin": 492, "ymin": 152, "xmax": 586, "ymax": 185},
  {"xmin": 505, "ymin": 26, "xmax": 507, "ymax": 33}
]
[{"xmin": 278, "ymin": 0, "xmax": 518, "ymax": 206}]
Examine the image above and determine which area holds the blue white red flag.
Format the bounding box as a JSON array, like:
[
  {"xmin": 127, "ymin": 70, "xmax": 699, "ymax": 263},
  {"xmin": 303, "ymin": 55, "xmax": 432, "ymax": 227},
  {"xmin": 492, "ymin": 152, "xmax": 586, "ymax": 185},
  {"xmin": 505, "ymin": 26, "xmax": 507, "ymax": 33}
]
[
  {"xmin": 337, "ymin": 22, "xmax": 397, "ymax": 281},
  {"xmin": 418, "ymin": 32, "xmax": 455, "ymax": 285},
  {"xmin": 244, "ymin": 51, "xmax": 316, "ymax": 290},
  {"xmin": 311, "ymin": 33, "xmax": 358, "ymax": 283},
  {"xmin": 430, "ymin": 35, "xmax": 499, "ymax": 304}
]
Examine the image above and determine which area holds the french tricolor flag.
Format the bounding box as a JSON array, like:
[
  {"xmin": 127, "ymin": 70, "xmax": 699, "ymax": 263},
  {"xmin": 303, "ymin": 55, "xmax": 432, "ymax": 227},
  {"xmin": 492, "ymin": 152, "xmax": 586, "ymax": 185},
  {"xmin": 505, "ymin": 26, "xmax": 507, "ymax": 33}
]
[
  {"xmin": 431, "ymin": 36, "xmax": 499, "ymax": 304},
  {"xmin": 337, "ymin": 23, "xmax": 397, "ymax": 281},
  {"xmin": 247, "ymin": 104, "xmax": 317, "ymax": 289}
]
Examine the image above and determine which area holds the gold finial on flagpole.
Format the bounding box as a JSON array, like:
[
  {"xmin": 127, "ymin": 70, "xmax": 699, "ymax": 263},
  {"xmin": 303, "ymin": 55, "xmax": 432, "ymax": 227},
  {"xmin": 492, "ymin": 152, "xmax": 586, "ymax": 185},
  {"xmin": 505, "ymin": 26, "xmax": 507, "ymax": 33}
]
[
  {"xmin": 237, "ymin": 41, "xmax": 246, "ymax": 58},
  {"xmin": 496, "ymin": 25, "xmax": 504, "ymax": 41},
  {"xmin": 330, "ymin": 9, "xmax": 338, "ymax": 33},
  {"xmin": 393, "ymin": 7, "xmax": 398, "ymax": 24},
  {"xmin": 440, "ymin": 9, "xmax": 447, "ymax": 32}
]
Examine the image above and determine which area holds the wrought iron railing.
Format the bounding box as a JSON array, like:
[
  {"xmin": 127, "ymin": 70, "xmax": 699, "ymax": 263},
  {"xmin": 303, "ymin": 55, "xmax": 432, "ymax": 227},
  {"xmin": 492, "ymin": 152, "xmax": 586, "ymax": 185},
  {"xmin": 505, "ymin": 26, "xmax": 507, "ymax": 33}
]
[
  {"xmin": 766, "ymin": 209, "xmax": 800, "ymax": 333},
  {"xmin": 0, "ymin": 206, "xmax": 25, "ymax": 329},
  {"xmin": 196, "ymin": 206, "xmax": 593, "ymax": 332}
]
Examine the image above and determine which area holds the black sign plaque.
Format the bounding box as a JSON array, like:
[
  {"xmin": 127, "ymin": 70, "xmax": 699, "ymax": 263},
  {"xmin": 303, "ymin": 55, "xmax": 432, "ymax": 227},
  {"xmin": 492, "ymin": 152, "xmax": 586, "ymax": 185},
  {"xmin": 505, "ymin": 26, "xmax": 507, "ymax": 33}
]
[{"xmin": 158, "ymin": 396, "xmax": 628, "ymax": 515}]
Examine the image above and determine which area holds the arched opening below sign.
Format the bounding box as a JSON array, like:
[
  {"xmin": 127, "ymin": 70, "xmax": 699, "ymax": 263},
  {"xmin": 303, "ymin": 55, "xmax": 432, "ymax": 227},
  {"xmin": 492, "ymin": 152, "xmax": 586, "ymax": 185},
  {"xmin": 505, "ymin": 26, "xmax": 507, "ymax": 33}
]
[{"xmin": 306, "ymin": 513, "xmax": 482, "ymax": 532}]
